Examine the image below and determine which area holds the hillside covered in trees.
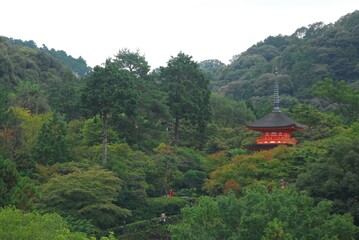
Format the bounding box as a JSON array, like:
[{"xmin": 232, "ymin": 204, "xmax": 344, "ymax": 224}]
[
  {"xmin": 0, "ymin": 10, "xmax": 359, "ymax": 239},
  {"xmin": 201, "ymin": 10, "xmax": 359, "ymax": 120}
]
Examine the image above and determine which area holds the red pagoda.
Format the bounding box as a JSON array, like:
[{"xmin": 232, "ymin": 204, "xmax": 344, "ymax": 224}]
[{"xmin": 245, "ymin": 68, "xmax": 306, "ymax": 151}]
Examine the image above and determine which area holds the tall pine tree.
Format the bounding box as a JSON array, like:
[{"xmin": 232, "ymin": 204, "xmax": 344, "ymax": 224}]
[
  {"xmin": 161, "ymin": 52, "xmax": 211, "ymax": 146},
  {"xmin": 81, "ymin": 61, "xmax": 137, "ymax": 164}
]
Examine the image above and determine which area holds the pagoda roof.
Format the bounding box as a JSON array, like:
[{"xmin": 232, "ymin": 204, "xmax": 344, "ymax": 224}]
[{"xmin": 246, "ymin": 112, "xmax": 306, "ymax": 130}]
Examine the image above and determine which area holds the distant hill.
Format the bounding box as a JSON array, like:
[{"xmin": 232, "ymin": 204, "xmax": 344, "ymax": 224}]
[
  {"xmin": 9, "ymin": 38, "xmax": 92, "ymax": 77},
  {"xmin": 200, "ymin": 10, "xmax": 359, "ymax": 116},
  {"xmin": 0, "ymin": 36, "xmax": 82, "ymax": 118}
]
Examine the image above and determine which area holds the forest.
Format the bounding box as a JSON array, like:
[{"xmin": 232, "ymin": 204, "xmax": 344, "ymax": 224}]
[{"xmin": 0, "ymin": 10, "xmax": 359, "ymax": 240}]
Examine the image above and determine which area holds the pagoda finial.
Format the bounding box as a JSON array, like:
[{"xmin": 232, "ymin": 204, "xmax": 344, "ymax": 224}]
[{"xmin": 273, "ymin": 66, "xmax": 280, "ymax": 112}]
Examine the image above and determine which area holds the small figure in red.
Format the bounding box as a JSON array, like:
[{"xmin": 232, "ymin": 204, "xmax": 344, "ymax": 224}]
[{"xmin": 168, "ymin": 189, "xmax": 174, "ymax": 197}]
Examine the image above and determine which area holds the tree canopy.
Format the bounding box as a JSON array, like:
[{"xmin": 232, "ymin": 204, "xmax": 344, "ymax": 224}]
[
  {"xmin": 160, "ymin": 52, "xmax": 211, "ymax": 146},
  {"xmin": 170, "ymin": 187, "xmax": 358, "ymax": 240},
  {"xmin": 0, "ymin": 10, "xmax": 359, "ymax": 240},
  {"xmin": 81, "ymin": 61, "xmax": 137, "ymax": 163}
]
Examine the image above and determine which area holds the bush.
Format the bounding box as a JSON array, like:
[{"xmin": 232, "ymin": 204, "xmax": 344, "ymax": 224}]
[{"xmin": 0, "ymin": 207, "xmax": 88, "ymax": 240}]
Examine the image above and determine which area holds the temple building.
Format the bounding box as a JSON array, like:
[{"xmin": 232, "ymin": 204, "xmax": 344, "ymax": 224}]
[{"xmin": 245, "ymin": 68, "xmax": 306, "ymax": 151}]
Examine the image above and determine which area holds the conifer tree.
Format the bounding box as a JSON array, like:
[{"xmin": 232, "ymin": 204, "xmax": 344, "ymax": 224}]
[
  {"xmin": 161, "ymin": 52, "xmax": 211, "ymax": 146},
  {"xmin": 81, "ymin": 61, "xmax": 137, "ymax": 164},
  {"xmin": 31, "ymin": 112, "xmax": 69, "ymax": 165}
]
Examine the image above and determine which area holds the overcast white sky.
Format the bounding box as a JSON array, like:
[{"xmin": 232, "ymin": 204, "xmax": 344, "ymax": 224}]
[{"xmin": 1, "ymin": 0, "xmax": 358, "ymax": 69}]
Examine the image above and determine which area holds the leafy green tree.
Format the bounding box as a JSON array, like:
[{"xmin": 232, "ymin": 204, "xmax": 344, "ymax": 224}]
[
  {"xmin": 114, "ymin": 48, "xmax": 150, "ymax": 78},
  {"xmin": 311, "ymin": 78, "xmax": 359, "ymax": 124},
  {"xmin": 198, "ymin": 59, "xmax": 225, "ymax": 83},
  {"xmin": 261, "ymin": 35, "xmax": 290, "ymax": 50},
  {"xmin": 64, "ymin": 215, "xmax": 94, "ymax": 236},
  {"xmin": 246, "ymin": 96, "xmax": 273, "ymax": 118},
  {"xmin": 80, "ymin": 118, "xmax": 103, "ymax": 146},
  {"xmin": 296, "ymin": 123, "xmax": 359, "ymax": 225},
  {"xmin": 81, "ymin": 61, "xmax": 137, "ymax": 164},
  {"xmin": 11, "ymin": 176, "xmax": 38, "ymax": 211},
  {"xmin": 104, "ymin": 143, "xmax": 155, "ymax": 213},
  {"xmin": 0, "ymin": 156, "xmax": 19, "ymax": 207},
  {"xmin": 0, "ymin": 83, "xmax": 9, "ymax": 126},
  {"xmin": 204, "ymin": 146, "xmax": 293, "ymax": 195},
  {"xmin": 39, "ymin": 167, "xmax": 131, "ymax": 230},
  {"xmin": 112, "ymin": 49, "xmax": 170, "ymax": 150},
  {"xmin": 199, "ymin": 59, "xmax": 225, "ymax": 74},
  {"xmin": 81, "ymin": 117, "xmax": 117, "ymax": 147},
  {"xmin": 170, "ymin": 187, "xmax": 359, "ymax": 240},
  {"xmin": 31, "ymin": 112, "xmax": 69, "ymax": 164},
  {"xmin": 288, "ymin": 103, "xmax": 343, "ymax": 141},
  {"xmin": 203, "ymin": 124, "xmax": 256, "ymax": 154},
  {"xmin": 124, "ymin": 74, "xmax": 169, "ymax": 149},
  {"xmin": 210, "ymin": 94, "xmax": 255, "ymax": 128},
  {"xmin": 253, "ymin": 73, "xmax": 293, "ymax": 97},
  {"xmin": 10, "ymin": 38, "xmax": 38, "ymax": 48},
  {"xmin": 182, "ymin": 169, "xmax": 207, "ymax": 194},
  {"xmin": 150, "ymin": 144, "xmax": 184, "ymax": 197},
  {"xmin": 144, "ymin": 144, "xmax": 207, "ymax": 197},
  {"xmin": 3, "ymin": 107, "xmax": 48, "ymax": 171},
  {"xmin": 13, "ymin": 80, "xmax": 50, "ymax": 114},
  {"xmin": 46, "ymin": 69, "xmax": 82, "ymax": 120},
  {"xmin": 160, "ymin": 52, "xmax": 211, "ymax": 145},
  {"xmin": 0, "ymin": 207, "xmax": 89, "ymax": 240},
  {"xmin": 66, "ymin": 118, "xmax": 85, "ymax": 148}
]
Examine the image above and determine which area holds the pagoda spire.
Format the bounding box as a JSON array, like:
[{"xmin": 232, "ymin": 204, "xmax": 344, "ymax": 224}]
[
  {"xmin": 245, "ymin": 67, "xmax": 307, "ymax": 151},
  {"xmin": 273, "ymin": 66, "xmax": 280, "ymax": 112}
]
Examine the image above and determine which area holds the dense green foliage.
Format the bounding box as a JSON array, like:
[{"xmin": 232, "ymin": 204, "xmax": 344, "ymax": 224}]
[
  {"xmin": 296, "ymin": 123, "xmax": 359, "ymax": 225},
  {"xmin": 81, "ymin": 60, "xmax": 137, "ymax": 163},
  {"xmin": 10, "ymin": 38, "xmax": 92, "ymax": 77},
  {"xmin": 204, "ymin": 146, "xmax": 293, "ymax": 195},
  {"xmin": 311, "ymin": 78, "xmax": 359, "ymax": 124},
  {"xmin": 39, "ymin": 166, "xmax": 131, "ymax": 232},
  {"xmin": 0, "ymin": 207, "xmax": 89, "ymax": 240},
  {"xmin": 0, "ymin": 10, "xmax": 358, "ymax": 239},
  {"xmin": 31, "ymin": 112, "xmax": 69, "ymax": 165},
  {"xmin": 0, "ymin": 36, "xmax": 82, "ymax": 119},
  {"xmin": 170, "ymin": 187, "xmax": 358, "ymax": 239},
  {"xmin": 161, "ymin": 52, "xmax": 211, "ymax": 146},
  {"xmin": 0, "ymin": 156, "xmax": 19, "ymax": 207},
  {"xmin": 206, "ymin": 10, "xmax": 359, "ymax": 118}
]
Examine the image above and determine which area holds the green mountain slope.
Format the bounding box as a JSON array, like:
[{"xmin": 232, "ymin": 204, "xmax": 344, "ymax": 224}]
[
  {"xmin": 9, "ymin": 38, "xmax": 92, "ymax": 77},
  {"xmin": 0, "ymin": 36, "xmax": 81, "ymax": 118},
  {"xmin": 204, "ymin": 10, "xmax": 359, "ymax": 116}
]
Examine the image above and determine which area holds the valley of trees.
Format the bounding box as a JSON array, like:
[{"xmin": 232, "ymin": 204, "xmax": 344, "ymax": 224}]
[{"xmin": 1, "ymin": 10, "xmax": 359, "ymax": 239}]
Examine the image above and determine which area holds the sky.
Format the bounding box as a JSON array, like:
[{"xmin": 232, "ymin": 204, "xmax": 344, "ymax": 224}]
[{"xmin": 1, "ymin": 0, "xmax": 358, "ymax": 69}]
